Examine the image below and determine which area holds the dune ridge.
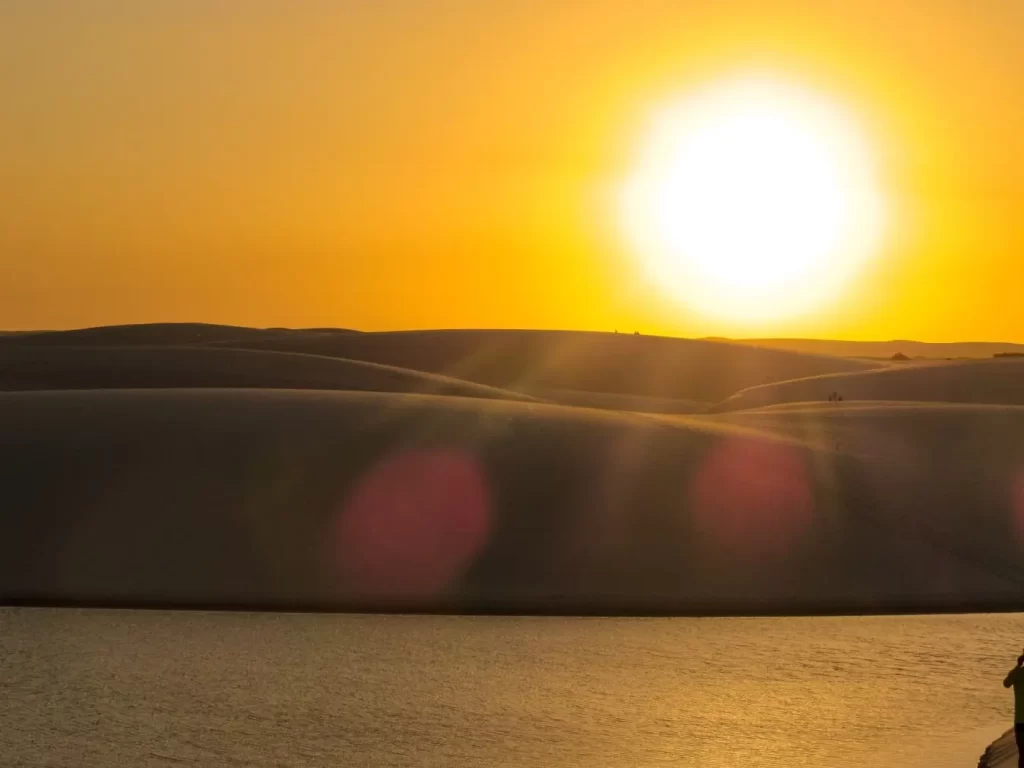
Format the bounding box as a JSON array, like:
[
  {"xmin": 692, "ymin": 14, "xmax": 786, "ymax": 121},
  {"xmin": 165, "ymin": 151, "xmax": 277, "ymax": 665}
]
[
  {"xmin": 710, "ymin": 357, "xmax": 1024, "ymax": 412},
  {"xmin": 196, "ymin": 328, "xmax": 883, "ymax": 402},
  {"xmin": 739, "ymin": 337, "xmax": 1024, "ymax": 360},
  {"xmin": 1, "ymin": 324, "xmax": 887, "ymax": 406},
  {"xmin": 0, "ymin": 345, "xmax": 533, "ymax": 402}
]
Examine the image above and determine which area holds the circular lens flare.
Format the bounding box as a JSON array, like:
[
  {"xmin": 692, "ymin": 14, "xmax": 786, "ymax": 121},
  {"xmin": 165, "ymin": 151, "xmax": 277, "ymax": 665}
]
[
  {"xmin": 690, "ymin": 436, "xmax": 814, "ymax": 560},
  {"xmin": 331, "ymin": 450, "xmax": 492, "ymax": 599}
]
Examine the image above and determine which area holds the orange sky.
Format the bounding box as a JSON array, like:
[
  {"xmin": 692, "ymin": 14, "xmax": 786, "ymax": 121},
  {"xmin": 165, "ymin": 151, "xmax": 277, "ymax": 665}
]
[{"xmin": 2, "ymin": 1, "xmax": 1022, "ymax": 341}]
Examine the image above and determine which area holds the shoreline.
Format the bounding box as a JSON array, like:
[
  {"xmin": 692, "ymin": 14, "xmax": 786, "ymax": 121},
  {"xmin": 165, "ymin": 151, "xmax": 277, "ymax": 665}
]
[{"xmin": 979, "ymin": 730, "xmax": 1015, "ymax": 767}]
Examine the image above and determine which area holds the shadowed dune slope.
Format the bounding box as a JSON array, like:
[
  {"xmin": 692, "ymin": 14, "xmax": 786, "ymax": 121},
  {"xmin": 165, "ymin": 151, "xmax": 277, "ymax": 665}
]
[
  {"xmin": 0, "ymin": 346, "xmax": 532, "ymax": 402},
  {"xmin": 3, "ymin": 389, "xmax": 1023, "ymax": 613},
  {"xmin": 200, "ymin": 329, "xmax": 883, "ymax": 402},
  {"xmin": 701, "ymin": 401, "xmax": 1024, "ymax": 605},
  {"xmin": 0, "ymin": 322, "xmax": 308, "ymax": 346},
  {"xmin": 710, "ymin": 357, "xmax": 1024, "ymax": 412}
]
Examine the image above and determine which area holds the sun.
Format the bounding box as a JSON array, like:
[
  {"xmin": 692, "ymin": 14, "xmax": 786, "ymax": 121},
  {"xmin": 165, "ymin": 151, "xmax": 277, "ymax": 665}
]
[{"xmin": 620, "ymin": 75, "xmax": 886, "ymax": 325}]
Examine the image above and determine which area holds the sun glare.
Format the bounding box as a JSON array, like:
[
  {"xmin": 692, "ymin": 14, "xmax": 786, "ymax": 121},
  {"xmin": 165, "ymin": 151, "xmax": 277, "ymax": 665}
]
[{"xmin": 621, "ymin": 75, "xmax": 886, "ymax": 325}]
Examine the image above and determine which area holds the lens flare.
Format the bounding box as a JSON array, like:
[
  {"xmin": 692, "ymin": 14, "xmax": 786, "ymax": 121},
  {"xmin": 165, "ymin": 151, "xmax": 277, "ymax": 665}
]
[
  {"xmin": 331, "ymin": 450, "xmax": 492, "ymax": 598},
  {"xmin": 690, "ymin": 436, "xmax": 814, "ymax": 560}
]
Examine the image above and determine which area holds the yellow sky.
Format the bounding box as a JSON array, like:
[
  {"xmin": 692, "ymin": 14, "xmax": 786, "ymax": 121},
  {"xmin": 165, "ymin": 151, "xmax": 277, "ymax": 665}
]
[{"xmin": 2, "ymin": 1, "xmax": 1022, "ymax": 341}]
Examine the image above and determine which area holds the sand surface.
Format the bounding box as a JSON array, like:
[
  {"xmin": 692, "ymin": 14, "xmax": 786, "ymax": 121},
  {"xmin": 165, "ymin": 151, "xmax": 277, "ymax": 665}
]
[
  {"xmin": 0, "ymin": 322, "xmax": 359, "ymax": 347},
  {"xmin": 3, "ymin": 388, "xmax": 1024, "ymax": 613},
  {"xmin": 711, "ymin": 357, "xmax": 1024, "ymax": 412},
  {"xmin": 2, "ymin": 326, "xmax": 1023, "ymax": 618},
  {"xmin": 519, "ymin": 387, "xmax": 710, "ymax": 414},
  {"xmin": 9, "ymin": 326, "xmax": 880, "ymax": 402},
  {"xmin": 980, "ymin": 730, "xmax": 1016, "ymax": 767},
  {"xmin": 0, "ymin": 345, "xmax": 531, "ymax": 401},
  {"xmin": 739, "ymin": 337, "xmax": 1024, "ymax": 359},
  {"xmin": 209, "ymin": 329, "xmax": 884, "ymax": 401}
]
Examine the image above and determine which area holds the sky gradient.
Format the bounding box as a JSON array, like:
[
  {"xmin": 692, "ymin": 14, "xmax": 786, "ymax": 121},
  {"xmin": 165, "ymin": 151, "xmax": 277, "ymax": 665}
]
[{"xmin": 2, "ymin": 1, "xmax": 1022, "ymax": 340}]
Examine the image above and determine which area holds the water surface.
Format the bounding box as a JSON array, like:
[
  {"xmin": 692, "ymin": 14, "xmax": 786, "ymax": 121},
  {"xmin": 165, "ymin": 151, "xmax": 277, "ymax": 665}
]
[{"xmin": 1, "ymin": 609, "xmax": 1017, "ymax": 767}]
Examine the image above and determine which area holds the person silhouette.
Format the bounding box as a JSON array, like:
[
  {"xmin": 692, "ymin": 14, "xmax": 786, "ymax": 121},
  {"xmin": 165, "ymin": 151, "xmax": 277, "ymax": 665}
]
[{"xmin": 1003, "ymin": 649, "xmax": 1024, "ymax": 767}]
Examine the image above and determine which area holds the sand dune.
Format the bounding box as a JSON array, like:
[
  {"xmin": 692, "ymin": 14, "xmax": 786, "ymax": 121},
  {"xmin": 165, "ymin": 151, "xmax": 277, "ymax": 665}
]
[
  {"xmin": 1, "ymin": 324, "xmax": 884, "ymax": 403},
  {"xmin": 700, "ymin": 402, "xmax": 1024, "ymax": 586},
  {"xmin": 0, "ymin": 322, "xmax": 302, "ymax": 346},
  {"xmin": 3, "ymin": 324, "xmax": 1022, "ymax": 614},
  {"xmin": 0, "ymin": 346, "xmax": 531, "ymax": 402},
  {"xmin": 521, "ymin": 388, "xmax": 710, "ymax": 414},
  {"xmin": 979, "ymin": 729, "xmax": 1016, "ymax": 767},
  {"xmin": 194, "ymin": 328, "xmax": 883, "ymax": 402},
  {"xmin": 2, "ymin": 389, "xmax": 1023, "ymax": 613},
  {"xmin": 710, "ymin": 357, "xmax": 1024, "ymax": 412},
  {"xmin": 24, "ymin": 325, "xmax": 1024, "ymax": 361},
  {"xmin": 0, "ymin": 322, "xmax": 364, "ymax": 348},
  {"xmin": 9, "ymin": 325, "xmax": 1022, "ymax": 406},
  {"xmin": 736, "ymin": 337, "xmax": 1024, "ymax": 360}
]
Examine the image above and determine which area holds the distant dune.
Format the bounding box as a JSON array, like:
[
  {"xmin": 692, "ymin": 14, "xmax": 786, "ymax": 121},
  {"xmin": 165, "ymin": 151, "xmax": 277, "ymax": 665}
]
[
  {"xmin": 3, "ymin": 389, "xmax": 1023, "ymax": 613},
  {"xmin": 12, "ymin": 325, "xmax": 1022, "ymax": 364},
  {"xmin": 0, "ymin": 324, "xmax": 884, "ymax": 403},
  {"xmin": 710, "ymin": 357, "xmax": 1024, "ymax": 412},
  {"xmin": 0, "ymin": 322, "xmax": 360, "ymax": 347},
  {"xmin": 0, "ymin": 346, "xmax": 531, "ymax": 402},
  {"xmin": 194, "ymin": 328, "xmax": 883, "ymax": 402},
  {"xmin": 736, "ymin": 337, "xmax": 1024, "ymax": 360},
  {"xmin": 0, "ymin": 323, "xmax": 895, "ymax": 409}
]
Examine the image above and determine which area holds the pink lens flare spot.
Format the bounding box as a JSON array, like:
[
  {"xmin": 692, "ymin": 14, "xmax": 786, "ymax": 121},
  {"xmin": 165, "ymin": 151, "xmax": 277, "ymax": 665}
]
[
  {"xmin": 690, "ymin": 437, "xmax": 814, "ymax": 560},
  {"xmin": 331, "ymin": 450, "xmax": 492, "ymax": 598}
]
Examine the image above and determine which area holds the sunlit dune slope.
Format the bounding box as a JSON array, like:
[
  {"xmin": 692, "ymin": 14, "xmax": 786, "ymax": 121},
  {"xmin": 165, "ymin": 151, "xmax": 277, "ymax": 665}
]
[
  {"xmin": 709, "ymin": 357, "xmax": 1024, "ymax": 412},
  {"xmin": 3, "ymin": 389, "xmax": 1023, "ymax": 613},
  {"xmin": 200, "ymin": 329, "xmax": 882, "ymax": 402},
  {"xmin": 0, "ymin": 346, "xmax": 530, "ymax": 402},
  {"xmin": 738, "ymin": 338, "xmax": 1024, "ymax": 360},
  {"xmin": 520, "ymin": 387, "xmax": 710, "ymax": 414},
  {"xmin": 705, "ymin": 401, "xmax": 1024, "ymax": 454}
]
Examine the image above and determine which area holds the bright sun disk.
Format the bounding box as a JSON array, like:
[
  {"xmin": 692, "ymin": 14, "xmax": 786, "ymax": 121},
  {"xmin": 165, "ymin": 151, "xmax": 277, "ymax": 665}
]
[{"xmin": 621, "ymin": 75, "xmax": 886, "ymax": 324}]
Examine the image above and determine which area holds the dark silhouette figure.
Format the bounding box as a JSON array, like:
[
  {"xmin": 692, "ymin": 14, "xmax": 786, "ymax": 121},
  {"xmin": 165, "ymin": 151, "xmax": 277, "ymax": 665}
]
[{"xmin": 1003, "ymin": 650, "xmax": 1024, "ymax": 767}]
